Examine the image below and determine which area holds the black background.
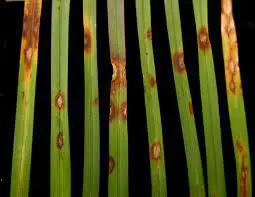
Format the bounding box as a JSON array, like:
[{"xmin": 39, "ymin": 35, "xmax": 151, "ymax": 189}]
[{"xmin": 0, "ymin": 0, "xmax": 255, "ymax": 196}]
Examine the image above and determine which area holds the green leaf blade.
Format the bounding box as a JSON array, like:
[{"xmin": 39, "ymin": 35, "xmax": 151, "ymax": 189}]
[
  {"xmin": 82, "ymin": 0, "xmax": 100, "ymax": 196},
  {"xmin": 135, "ymin": 1, "xmax": 167, "ymax": 197},
  {"xmin": 11, "ymin": 1, "xmax": 42, "ymax": 196},
  {"xmin": 164, "ymin": 0, "xmax": 206, "ymax": 196},
  {"xmin": 50, "ymin": 0, "xmax": 71, "ymax": 196}
]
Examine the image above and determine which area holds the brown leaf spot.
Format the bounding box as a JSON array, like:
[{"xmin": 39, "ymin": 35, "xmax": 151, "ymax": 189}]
[
  {"xmin": 109, "ymin": 100, "xmax": 116, "ymax": 122},
  {"xmin": 57, "ymin": 132, "xmax": 64, "ymax": 150},
  {"xmin": 55, "ymin": 92, "xmax": 64, "ymax": 110},
  {"xmin": 93, "ymin": 97, "xmax": 99, "ymax": 105},
  {"xmin": 84, "ymin": 28, "xmax": 92, "ymax": 55},
  {"xmin": 150, "ymin": 141, "xmax": 161, "ymax": 162},
  {"xmin": 83, "ymin": 16, "xmax": 92, "ymax": 55},
  {"xmin": 146, "ymin": 28, "xmax": 152, "ymax": 40},
  {"xmin": 110, "ymin": 56, "xmax": 127, "ymax": 95},
  {"xmin": 109, "ymin": 155, "xmax": 115, "ymax": 175},
  {"xmin": 229, "ymin": 78, "xmax": 236, "ymax": 93},
  {"xmin": 240, "ymin": 155, "xmax": 248, "ymax": 197},
  {"xmin": 120, "ymin": 101, "xmax": 127, "ymax": 120},
  {"xmin": 149, "ymin": 76, "xmax": 157, "ymax": 88},
  {"xmin": 198, "ymin": 27, "xmax": 211, "ymax": 53},
  {"xmin": 188, "ymin": 102, "xmax": 194, "ymax": 116},
  {"xmin": 236, "ymin": 140, "xmax": 244, "ymax": 154},
  {"xmin": 173, "ymin": 51, "xmax": 186, "ymax": 73}
]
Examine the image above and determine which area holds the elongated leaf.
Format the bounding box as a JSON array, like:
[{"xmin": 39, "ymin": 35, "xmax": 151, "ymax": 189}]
[
  {"xmin": 163, "ymin": 0, "xmax": 205, "ymax": 196},
  {"xmin": 221, "ymin": 0, "xmax": 252, "ymax": 196},
  {"xmin": 135, "ymin": 1, "xmax": 167, "ymax": 197},
  {"xmin": 107, "ymin": 0, "xmax": 128, "ymax": 197},
  {"xmin": 11, "ymin": 1, "xmax": 42, "ymax": 196},
  {"xmin": 191, "ymin": 0, "xmax": 226, "ymax": 196},
  {"xmin": 50, "ymin": 0, "xmax": 71, "ymax": 196},
  {"xmin": 82, "ymin": 0, "xmax": 100, "ymax": 196}
]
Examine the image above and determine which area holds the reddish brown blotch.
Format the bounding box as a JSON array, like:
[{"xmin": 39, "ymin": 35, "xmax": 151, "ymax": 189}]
[
  {"xmin": 57, "ymin": 132, "xmax": 64, "ymax": 150},
  {"xmin": 110, "ymin": 55, "xmax": 127, "ymax": 95},
  {"xmin": 93, "ymin": 97, "xmax": 99, "ymax": 105},
  {"xmin": 120, "ymin": 101, "xmax": 127, "ymax": 120},
  {"xmin": 109, "ymin": 100, "xmax": 128, "ymax": 122},
  {"xmin": 109, "ymin": 100, "xmax": 116, "ymax": 122},
  {"xmin": 149, "ymin": 76, "xmax": 157, "ymax": 88},
  {"xmin": 146, "ymin": 28, "xmax": 152, "ymax": 40},
  {"xmin": 240, "ymin": 155, "xmax": 248, "ymax": 197},
  {"xmin": 109, "ymin": 155, "xmax": 115, "ymax": 175},
  {"xmin": 188, "ymin": 101, "xmax": 194, "ymax": 116},
  {"xmin": 173, "ymin": 51, "xmax": 186, "ymax": 74},
  {"xmin": 198, "ymin": 27, "xmax": 211, "ymax": 53},
  {"xmin": 236, "ymin": 139, "xmax": 244, "ymax": 154},
  {"xmin": 83, "ymin": 16, "xmax": 92, "ymax": 55},
  {"xmin": 229, "ymin": 78, "xmax": 236, "ymax": 94}
]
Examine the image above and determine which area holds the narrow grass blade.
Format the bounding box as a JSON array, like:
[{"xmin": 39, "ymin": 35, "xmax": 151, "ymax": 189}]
[
  {"xmin": 163, "ymin": 0, "xmax": 205, "ymax": 196},
  {"xmin": 135, "ymin": 1, "xmax": 167, "ymax": 197},
  {"xmin": 107, "ymin": 0, "xmax": 128, "ymax": 197},
  {"xmin": 82, "ymin": 0, "xmax": 100, "ymax": 196},
  {"xmin": 10, "ymin": 1, "xmax": 42, "ymax": 196},
  {"xmin": 51, "ymin": 0, "xmax": 71, "ymax": 196},
  {"xmin": 191, "ymin": 0, "xmax": 226, "ymax": 196},
  {"xmin": 221, "ymin": 1, "xmax": 252, "ymax": 196}
]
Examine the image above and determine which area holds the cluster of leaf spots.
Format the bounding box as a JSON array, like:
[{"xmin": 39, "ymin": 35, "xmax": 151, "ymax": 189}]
[
  {"xmin": 55, "ymin": 91, "xmax": 65, "ymax": 150},
  {"xmin": 236, "ymin": 140, "xmax": 248, "ymax": 197},
  {"xmin": 221, "ymin": 0, "xmax": 242, "ymax": 95},
  {"xmin": 22, "ymin": 0, "xmax": 41, "ymax": 80},
  {"xmin": 83, "ymin": 16, "xmax": 92, "ymax": 56},
  {"xmin": 198, "ymin": 27, "xmax": 211, "ymax": 53}
]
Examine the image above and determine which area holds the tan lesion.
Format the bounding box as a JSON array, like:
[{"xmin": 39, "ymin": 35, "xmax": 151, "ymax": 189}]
[{"xmin": 150, "ymin": 140, "xmax": 161, "ymax": 164}]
